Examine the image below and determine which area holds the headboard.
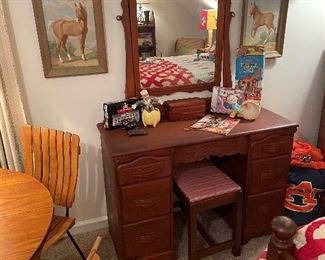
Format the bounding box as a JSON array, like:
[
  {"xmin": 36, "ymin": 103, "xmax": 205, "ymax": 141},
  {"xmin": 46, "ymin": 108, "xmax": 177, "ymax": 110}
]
[{"xmin": 318, "ymin": 91, "xmax": 325, "ymax": 154}]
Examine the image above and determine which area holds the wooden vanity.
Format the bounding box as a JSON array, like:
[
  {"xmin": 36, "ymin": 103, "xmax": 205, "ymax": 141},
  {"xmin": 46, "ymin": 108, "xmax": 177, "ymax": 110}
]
[{"xmin": 98, "ymin": 108, "xmax": 298, "ymax": 259}]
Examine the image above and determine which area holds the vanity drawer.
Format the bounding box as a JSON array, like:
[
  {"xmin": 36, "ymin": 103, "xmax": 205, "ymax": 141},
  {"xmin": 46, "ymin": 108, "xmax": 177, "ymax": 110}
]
[
  {"xmin": 123, "ymin": 215, "xmax": 172, "ymax": 259},
  {"xmin": 244, "ymin": 189, "xmax": 286, "ymax": 229},
  {"xmin": 120, "ymin": 178, "xmax": 171, "ymax": 224},
  {"xmin": 247, "ymin": 156, "xmax": 290, "ymax": 194},
  {"xmin": 116, "ymin": 156, "xmax": 172, "ymax": 186},
  {"xmin": 250, "ymin": 133, "xmax": 293, "ymax": 160},
  {"xmin": 174, "ymin": 136, "xmax": 248, "ymax": 165}
]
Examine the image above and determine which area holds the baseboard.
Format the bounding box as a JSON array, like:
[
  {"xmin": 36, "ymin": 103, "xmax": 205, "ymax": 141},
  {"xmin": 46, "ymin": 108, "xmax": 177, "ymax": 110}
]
[{"xmin": 70, "ymin": 216, "xmax": 108, "ymax": 235}]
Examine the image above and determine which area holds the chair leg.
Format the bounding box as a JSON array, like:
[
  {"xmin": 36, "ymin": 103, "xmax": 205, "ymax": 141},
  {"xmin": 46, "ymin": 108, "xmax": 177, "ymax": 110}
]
[
  {"xmin": 188, "ymin": 207, "xmax": 198, "ymax": 260},
  {"xmin": 67, "ymin": 231, "xmax": 86, "ymax": 260},
  {"xmin": 232, "ymin": 191, "xmax": 243, "ymax": 257}
]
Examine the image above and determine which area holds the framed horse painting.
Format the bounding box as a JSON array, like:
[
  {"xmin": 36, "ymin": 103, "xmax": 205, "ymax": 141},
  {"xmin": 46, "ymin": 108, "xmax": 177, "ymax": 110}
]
[
  {"xmin": 241, "ymin": 0, "xmax": 289, "ymax": 58},
  {"xmin": 32, "ymin": 0, "xmax": 108, "ymax": 78}
]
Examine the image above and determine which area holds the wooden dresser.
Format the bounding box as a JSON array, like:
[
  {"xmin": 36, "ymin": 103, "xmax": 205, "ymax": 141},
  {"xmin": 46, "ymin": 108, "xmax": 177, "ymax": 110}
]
[{"xmin": 98, "ymin": 108, "xmax": 298, "ymax": 259}]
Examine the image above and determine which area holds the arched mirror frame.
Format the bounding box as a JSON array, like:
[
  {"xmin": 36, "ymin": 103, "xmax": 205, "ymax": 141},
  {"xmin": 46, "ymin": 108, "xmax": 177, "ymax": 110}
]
[{"xmin": 121, "ymin": 0, "xmax": 233, "ymax": 98}]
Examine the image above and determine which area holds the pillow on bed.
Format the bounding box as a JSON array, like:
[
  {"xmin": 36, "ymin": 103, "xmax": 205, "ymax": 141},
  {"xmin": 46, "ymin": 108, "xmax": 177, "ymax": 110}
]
[
  {"xmin": 175, "ymin": 37, "xmax": 206, "ymax": 56},
  {"xmin": 176, "ymin": 46, "xmax": 198, "ymax": 56}
]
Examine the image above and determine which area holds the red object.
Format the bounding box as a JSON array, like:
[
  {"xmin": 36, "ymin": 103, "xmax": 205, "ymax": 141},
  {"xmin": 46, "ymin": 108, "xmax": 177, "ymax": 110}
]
[
  {"xmin": 140, "ymin": 60, "xmax": 194, "ymax": 89},
  {"xmin": 200, "ymin": 9, "xmax": 217, "ymax": 30},
  {"xmin": 290, "ymin": 140, "xmax": 325, "ymax": 170},
  {"xmin": 294, "ymin": 217, "xmax": 325, "ymax": 259}
]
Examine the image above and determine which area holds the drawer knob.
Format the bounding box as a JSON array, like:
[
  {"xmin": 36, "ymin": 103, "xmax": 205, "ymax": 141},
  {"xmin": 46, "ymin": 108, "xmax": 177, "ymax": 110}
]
[
  {"xmin": 136, "ymin": 233, "xmax": 156, "ymax": 243},
  {"xmin": 134, "ymin": 197, "xmax": 160, "ymax": 208}
]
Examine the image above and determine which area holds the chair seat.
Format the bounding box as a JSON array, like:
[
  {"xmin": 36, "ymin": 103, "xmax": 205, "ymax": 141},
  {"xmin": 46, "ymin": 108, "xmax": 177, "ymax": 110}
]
[
  {"xmin": 174, "ymin": 162, "xmax": 241, "ymax": 203},
  {"xmin": 42, "ymin": 215, "xmax": 75, "ymax": 252}
]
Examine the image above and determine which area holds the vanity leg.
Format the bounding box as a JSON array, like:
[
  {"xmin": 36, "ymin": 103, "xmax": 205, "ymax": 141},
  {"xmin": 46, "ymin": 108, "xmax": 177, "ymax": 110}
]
[{"xmin": 188, "ymin": 208, "xmax": 198, "ymax": 260}]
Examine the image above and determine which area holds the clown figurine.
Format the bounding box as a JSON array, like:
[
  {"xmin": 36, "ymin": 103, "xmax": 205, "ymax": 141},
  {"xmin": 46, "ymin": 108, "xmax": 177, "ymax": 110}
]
[{"xmin": 132, "ymin": 90, "xmax": 163, "ymax": 127}]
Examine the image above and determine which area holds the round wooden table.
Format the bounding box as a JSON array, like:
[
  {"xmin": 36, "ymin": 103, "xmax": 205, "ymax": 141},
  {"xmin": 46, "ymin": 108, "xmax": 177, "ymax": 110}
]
[{"xmin": 0, "ymin": 169, "xmax": 53, "ymax": 259}]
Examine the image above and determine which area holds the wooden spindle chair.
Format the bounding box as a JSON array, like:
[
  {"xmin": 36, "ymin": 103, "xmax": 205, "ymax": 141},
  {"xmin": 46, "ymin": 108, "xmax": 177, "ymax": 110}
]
[{"xmin": 21, "ymin": 125, "xmax": 85, "ymax": 259}]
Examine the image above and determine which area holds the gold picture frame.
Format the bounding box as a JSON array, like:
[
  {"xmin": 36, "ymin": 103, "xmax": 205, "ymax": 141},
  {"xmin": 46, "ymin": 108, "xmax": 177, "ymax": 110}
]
[
  {"xmin": 32, "ymin": 0, "xmax": 108, "ymax": 78},
  {"xmin": 240, "ymin": 0, "xmax": 289, "ymax": 58}
]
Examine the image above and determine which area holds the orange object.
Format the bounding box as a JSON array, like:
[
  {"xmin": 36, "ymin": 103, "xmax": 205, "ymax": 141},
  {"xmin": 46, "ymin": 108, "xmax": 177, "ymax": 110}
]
[
  {"xmin": 291, "ymin": 140, "xmax": 325, "ymax": 169},
  {"xmin": 0, "ymin": 169, "xmax": 53, "ymax": 259}
]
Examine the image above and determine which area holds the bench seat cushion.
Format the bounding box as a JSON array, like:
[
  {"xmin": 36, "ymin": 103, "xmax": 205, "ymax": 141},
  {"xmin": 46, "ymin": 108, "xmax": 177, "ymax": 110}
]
[{"xmin": 174, "ymin": 162, "xmax": 241, "ymax": 203}]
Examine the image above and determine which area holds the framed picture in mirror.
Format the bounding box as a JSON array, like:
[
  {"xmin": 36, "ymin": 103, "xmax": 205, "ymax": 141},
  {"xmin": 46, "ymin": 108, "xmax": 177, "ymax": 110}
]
[{"xmin": 241, "ymin": 0, "xmax": 289, "ymax": 58}]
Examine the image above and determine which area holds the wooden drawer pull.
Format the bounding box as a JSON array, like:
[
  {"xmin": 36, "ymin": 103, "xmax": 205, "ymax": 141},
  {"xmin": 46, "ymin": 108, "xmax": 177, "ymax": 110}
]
[
  {"xmin": 134, "ymin": 170, "xmax": 158, "ymax": 181},
  {"xmin": 136, "ymin": 233, "xmax": 156, "ymax": 244},
  {"xmin": 262, "ymin": 144, "xmax": 281, "ymax": 155},
  {"xmin": 259, "ymin": 170, "xmax": 274, "ymax": 180},
  {"xmin": 134, "ymin": 197, "xmax": 160, "ymax": 208}
]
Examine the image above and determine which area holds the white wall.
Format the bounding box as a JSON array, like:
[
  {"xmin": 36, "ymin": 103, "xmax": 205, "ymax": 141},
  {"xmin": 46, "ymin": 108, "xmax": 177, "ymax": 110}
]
[
  {"xmin": 143, "ymin": 0, "xmax": 209, "ymax": 56},
  {"xmin": 6, "ymin": 0, "xmax": 325, "ymax": 227}
]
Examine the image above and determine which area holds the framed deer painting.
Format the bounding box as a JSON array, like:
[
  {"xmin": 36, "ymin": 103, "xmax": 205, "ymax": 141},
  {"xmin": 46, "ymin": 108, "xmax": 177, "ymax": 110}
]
[
  {"xmin": 32, "ymin": 0, "xmax": 108, "ymax": 78},
  {"xmin": 241, "ymin": 0, "xmax": 289, "ymax": 58}
]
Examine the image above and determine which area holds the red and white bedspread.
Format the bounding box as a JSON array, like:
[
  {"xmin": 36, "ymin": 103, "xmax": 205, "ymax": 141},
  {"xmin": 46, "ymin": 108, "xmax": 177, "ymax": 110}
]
[{"xmin": 139, "ymin": 55, "xmax": 215, "ymax": 89}]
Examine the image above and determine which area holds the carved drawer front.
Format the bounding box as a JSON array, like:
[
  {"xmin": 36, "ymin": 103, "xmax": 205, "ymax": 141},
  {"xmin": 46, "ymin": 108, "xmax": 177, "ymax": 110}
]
[
  {"xmin": 250, "ymin": 133, "xmax": 293, "ymax": 160},
  {"xmin": 244, "ymin": 189, "xmax": 286, "ymax": 229},
  {"xmin": 120, "ymin": 178, "xmax": 171, "ymax": 224},
  {"xmin": 117, "ymin": 156, "xmax": 172, "ymax": 186},
  {"xmin": 123, "ymin": 216, "xmax": 171, "ymax": 259},
  {"xmin": 174, "ymin": 137, "xmax": 247, "ymax": 165},
  {"xmin": 247, "ymin": 156, "xmax": 290, "ymax": 194}
]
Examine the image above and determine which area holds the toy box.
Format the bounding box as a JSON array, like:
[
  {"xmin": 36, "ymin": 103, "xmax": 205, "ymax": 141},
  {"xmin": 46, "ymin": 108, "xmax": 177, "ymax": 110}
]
[{"xmin": 103, "ymin": 98, "xmax": 141, "ymax": 130}]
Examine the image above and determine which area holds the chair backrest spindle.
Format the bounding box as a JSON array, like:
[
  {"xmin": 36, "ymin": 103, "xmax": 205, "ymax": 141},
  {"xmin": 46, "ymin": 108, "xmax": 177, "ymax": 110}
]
[{"xmin": 22, "ymin": 125, "xmax": 80, "ymax": 208}]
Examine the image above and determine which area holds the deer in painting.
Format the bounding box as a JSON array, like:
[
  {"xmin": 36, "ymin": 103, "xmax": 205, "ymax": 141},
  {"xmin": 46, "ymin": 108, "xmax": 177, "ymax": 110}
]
[
  {"xmin": 249, "ymin": 2, "xmax": 276, "ymax": 44},
  {"xmin": 49, "ymin": 2, "xmax": 88, "ymax": 63}
]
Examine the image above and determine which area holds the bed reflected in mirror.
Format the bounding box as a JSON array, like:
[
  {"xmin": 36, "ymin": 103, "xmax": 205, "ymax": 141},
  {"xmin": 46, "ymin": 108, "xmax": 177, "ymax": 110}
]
[{"xmin": 136, "ymin": 0, "xmax": 218, "ymax": 91}]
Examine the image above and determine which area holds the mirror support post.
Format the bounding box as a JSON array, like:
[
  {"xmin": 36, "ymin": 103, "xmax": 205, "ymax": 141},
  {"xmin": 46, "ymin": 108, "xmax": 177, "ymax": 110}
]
[{"xmin": 223, "ymin": 0, "xmax": 233, "ymax": 88}]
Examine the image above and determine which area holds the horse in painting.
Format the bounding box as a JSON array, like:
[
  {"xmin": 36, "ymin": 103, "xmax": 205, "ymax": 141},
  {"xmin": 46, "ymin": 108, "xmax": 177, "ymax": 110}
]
[
  {"xmin": 249, "ymin": 2, "xmax": 276, "ymax": 44},
  {"xmin": 49, "ymin": 2, "xmax": 88, "ymax": 63}
]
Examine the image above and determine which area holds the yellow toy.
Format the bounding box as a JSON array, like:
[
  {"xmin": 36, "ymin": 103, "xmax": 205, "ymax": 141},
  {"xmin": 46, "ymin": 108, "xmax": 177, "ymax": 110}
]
[
  {"xmin": 142, "ymin": 108, "xmax": 161, "ymax": 127},
  {"xmin": 132, "ymin": 89, "xmax": 163, "ymax": 127}
]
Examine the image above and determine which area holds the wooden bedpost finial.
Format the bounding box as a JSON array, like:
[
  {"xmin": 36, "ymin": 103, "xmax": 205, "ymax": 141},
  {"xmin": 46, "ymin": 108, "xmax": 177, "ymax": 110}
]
[{"xmin": 267, "ymin": 216, "xmax": 297, "ymax": 260}]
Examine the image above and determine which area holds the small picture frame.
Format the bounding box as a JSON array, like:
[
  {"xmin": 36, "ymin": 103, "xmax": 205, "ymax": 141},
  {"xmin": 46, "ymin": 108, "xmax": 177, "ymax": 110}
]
[
  {"xmin": 240, "ymin": 0, "xmax": 289, "ymax": 58},
  {"xmin": 211, "ymin": 87, "xmax": 245, "ymax": 114}
]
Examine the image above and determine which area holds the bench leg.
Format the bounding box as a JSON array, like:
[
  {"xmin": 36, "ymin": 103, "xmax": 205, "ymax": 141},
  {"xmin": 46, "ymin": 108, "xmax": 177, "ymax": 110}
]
[
  {"xmin": 232, "ymin": 191, "xmax": 243, "ymax": 256},
  {"xmin": 188, "ymin": 207, "xmax": 198, "ymax": 260}
]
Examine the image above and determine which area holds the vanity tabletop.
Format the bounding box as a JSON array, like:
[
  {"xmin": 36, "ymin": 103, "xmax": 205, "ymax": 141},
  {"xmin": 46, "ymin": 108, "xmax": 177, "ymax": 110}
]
[{"xmin": 97, "ymin": 108, "xmax": 298, "ymax": 157}]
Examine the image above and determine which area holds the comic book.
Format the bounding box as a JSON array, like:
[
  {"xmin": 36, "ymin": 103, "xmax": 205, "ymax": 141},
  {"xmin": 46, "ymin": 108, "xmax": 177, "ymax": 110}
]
[{"xmin": 190, "ymin": 115, "xmax": 240, "ymax": 136}]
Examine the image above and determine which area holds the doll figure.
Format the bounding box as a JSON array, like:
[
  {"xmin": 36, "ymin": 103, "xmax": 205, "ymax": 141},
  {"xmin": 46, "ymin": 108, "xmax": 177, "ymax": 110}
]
[
  {"xmin": 132, "ymin": 89, "xmax": 163, "ymax": 112},
  {"xmin": 226, "ymin": 94, "xmax": 241, "ymax": 118},
  {"xmin": 132, "ymin": 90, "xmax": 164, "ymax": 127}
]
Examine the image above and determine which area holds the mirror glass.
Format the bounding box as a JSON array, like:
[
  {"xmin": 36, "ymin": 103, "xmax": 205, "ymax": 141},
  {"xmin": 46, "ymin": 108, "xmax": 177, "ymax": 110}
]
[{"xmin": 136, "ymin": 0, "xmax": 218, "ymax": 90}]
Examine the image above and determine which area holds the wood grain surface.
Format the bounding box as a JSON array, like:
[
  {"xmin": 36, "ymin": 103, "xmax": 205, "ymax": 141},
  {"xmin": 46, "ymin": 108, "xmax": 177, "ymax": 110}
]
[{"xmin": 0, "ymin": 169, "xmax": 53, "ymax": 259}]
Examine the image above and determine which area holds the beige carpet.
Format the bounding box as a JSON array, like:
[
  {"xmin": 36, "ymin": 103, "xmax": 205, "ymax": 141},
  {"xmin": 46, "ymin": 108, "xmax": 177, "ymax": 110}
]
[{"xmin": 42, "ymin": 211, "xmax": 269, "ymax": 260}]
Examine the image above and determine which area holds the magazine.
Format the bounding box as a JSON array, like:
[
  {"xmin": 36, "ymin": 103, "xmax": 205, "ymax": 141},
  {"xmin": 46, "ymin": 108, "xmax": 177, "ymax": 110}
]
[{"xmin": 190, "ymin": 115, "xmax": 240, "ymax": 136}]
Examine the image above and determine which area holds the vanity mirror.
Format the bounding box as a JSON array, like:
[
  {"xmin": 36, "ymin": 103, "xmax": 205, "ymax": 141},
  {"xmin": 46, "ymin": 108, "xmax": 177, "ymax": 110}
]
[{"xmin": 121, "ymin": 0, "xmax": 232, "ymax": 98}]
